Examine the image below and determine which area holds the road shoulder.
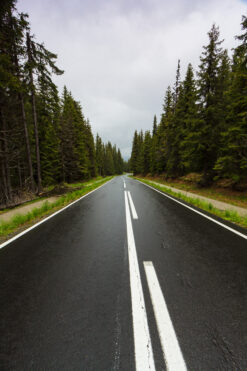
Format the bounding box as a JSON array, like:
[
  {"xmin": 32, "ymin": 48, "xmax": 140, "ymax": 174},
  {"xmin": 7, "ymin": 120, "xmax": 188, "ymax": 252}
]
[{"xmin": 133, "ymin": 177, "xmax": 247, "ymax": 232}]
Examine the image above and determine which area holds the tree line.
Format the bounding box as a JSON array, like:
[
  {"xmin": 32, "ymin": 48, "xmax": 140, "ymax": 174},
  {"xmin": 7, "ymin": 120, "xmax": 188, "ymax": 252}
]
[
  {"xmin": 0, "ymin": 0, "xmax": 124, "ymax": 206},
  {"xmin": 131, "ymin": 17, "xmax": 247, "ymax": 187}
]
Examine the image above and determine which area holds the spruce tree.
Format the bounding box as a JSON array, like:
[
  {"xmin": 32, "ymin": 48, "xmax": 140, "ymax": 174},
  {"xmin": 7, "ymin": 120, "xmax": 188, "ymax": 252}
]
[
  {"xmin": 95, "ymin": 134, "xmax": 104, "ymax": 176},
  {"xmin": 215, "ymin": 16, "xmax": 247, "ymax": 182},
  {"xmin": 166, "ymin": 82, "xmax": 184, "ymax": 176},
  {"xmin": 130, "ymin": 130, "xmax": 139, "ymax": 175},
  {"xmin": 104, "ymin": 142, "xmax": 114, "ymax": 175},
  {"xmin": 0, "ymin": 1, "xmax": 25, "ymax": 203},
  {"xmin": 136, "ymin": 131, "xmax": 144, "ymax": 174},
  {"xmin": 84, "ymin": 119, "xmax": 96, "ymax": 178},
  {"xmin": 25, "ymin": 30, "xmax": 63, "ymax": 192},
  {"xmin": 157, "ymin": 86, "xmax": 173, "ymax": 174},
  {"xmin": 38, "ymin": 81, "xmax": 62, "ymax": 185},
  {"xmin": 117, "ymin": 148, "xmax": 124, "ymax": 174},
  {"xmin": 152, "ymin": 115, "xmax": 157, "ymax": 136},
  {"xmin": 150, "ymin": 133, "xmax": 158, "ymax": 175},
  {"xmin": 151, "ymin": 115, "xmax": 158, "ymax": 174},
  {"xmin": 143, "ymin": 131, "xmax": 152, "ymax": 175},
  {"xmin": 60, "ymin": 88, "xmax": 81, "ymax": 182},
  {"xmin": 172, "ymin": 59, "xmax": 181, "ymax": 110},
  {"xmin": 179, "ymin": 63, "xmax": 200, "ymax": 173},
  {"xmin": 196, "ymin": 24, "xmax": 224, "ymax": 184},
  {"xmin": 0, "ymin": 0, "xmax": 123, "ymax": 206},
  {"xmin": 112, "ymin": 144, "xmax": 118, "ymax": 174}
]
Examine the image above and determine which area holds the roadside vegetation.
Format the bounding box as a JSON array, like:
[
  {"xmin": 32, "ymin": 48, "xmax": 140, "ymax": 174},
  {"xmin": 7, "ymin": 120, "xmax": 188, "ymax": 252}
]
[
  {"xmin": 134, "ymin": 177, "xmax": 247, "ymax": 230},
  {"xmin": 130, "ymin": 17, "xmax": 247, "ymax": 193},
  {"xmin": 0, "ymin": 177, "xmax": 113, "ymax": 239},
  {"xmin": 0, "ymin": 1, "xmax": 126, "ymax": 209},
  {"xmin": 137, "ymin": 175, "xmax": 247, "ymax": 209}
]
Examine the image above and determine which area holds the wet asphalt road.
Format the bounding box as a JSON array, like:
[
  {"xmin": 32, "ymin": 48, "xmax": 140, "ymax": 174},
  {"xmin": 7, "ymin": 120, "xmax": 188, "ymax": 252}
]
[{"xmin": 0, "ymin": 175, "xmax": 247, "ymax": 370}]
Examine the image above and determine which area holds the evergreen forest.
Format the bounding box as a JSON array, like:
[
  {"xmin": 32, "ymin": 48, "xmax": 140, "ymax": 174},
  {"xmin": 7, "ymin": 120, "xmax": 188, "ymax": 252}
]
[
  {"xmin": 0, "ymin": 0, "xmax": 124, "ymax": 206},
  {"xmin": 130, "ymin": 18, "xmax": 247, "ymax": 188}
]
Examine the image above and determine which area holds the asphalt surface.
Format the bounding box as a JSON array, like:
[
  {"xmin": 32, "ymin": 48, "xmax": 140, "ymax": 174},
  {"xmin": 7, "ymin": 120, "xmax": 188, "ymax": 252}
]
[{"xmin": 0, "ymin": 175, "xmax": 246, "ymax": 370}]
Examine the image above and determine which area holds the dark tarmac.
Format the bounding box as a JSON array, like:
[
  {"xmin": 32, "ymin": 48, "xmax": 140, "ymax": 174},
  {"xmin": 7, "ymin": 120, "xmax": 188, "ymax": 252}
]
[{"xmin": 0, "ymin": 176, "xmax": 246, "ymax": 370}]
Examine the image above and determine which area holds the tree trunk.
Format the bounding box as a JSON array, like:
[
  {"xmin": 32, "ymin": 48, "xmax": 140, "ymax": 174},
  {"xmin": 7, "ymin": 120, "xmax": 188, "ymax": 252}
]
[
  {"xmin": 17, "ymin": 157, "xmax": 22, "ymax": 189},
  {"xmin": 20, "ymin": 94, "xmax": 35, "ymax": 192},
  {"xmin": 31, "ymin": 91, "xmax": 42, "ymax": 193},
  {"xmin": 26, "ymin": 32, "xmax": 42, "ymax": 194},
  {"xmin": 1, "ymin": 109, "xmax": 12, "ymax": 204},
  {"xmin": 11, "ymin": 12, "xmax": 36, "ymax": 193},
  {"xmin": 0, "ymin": 142, "xmax": 9, "ymax": 205}
]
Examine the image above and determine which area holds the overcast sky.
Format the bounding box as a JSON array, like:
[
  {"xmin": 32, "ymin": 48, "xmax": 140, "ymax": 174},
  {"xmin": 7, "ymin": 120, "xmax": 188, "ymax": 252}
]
[{"xmin": 18, "ymin": 0, "xmax": 246, "ymax": 159}]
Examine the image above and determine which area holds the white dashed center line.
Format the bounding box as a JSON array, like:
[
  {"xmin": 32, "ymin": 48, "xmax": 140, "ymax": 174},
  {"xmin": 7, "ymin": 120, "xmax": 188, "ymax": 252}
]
[
  {"xmin": 124, "ymin": 191, "xmax": 155, "ymax": 371},
  {"xmin": 144, "ymin": 261, "xmax": 187, "ymax": 371},
  {"xmin": 127, "ymin": 191, "xmax": 138, "ymax": 219}
]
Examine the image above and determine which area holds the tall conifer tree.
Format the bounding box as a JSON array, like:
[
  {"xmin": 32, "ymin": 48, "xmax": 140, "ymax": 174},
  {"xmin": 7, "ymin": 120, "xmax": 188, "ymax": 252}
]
[{"xmin": 197, "ymin": 24, "xmax": 224, "ymax": 184}]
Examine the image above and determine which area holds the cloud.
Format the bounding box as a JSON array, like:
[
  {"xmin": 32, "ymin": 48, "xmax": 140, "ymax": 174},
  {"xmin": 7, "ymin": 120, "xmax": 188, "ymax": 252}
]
[{"xmin": 18, "ymin": 0, "xmax": 247, "ymax": 159}]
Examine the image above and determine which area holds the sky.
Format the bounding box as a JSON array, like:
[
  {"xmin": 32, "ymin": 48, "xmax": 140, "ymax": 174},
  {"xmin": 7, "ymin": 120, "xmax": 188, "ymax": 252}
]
[{"xmin": 18, "ymin": 0, "xmax": 247, "ymax": 159}]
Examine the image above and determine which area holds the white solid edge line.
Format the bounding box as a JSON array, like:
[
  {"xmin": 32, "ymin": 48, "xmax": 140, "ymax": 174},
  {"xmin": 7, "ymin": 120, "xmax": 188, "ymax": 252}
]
[
  {"xmin": 144, "ymin": 261, "xmax": 187, "ymax": 371},
  {"xmin": 127, "ymin": 191, "xmax": 138, "ymax": 219},
  {"xmin": 0, "ymin": 178, "xmax": 114, "ymax": 250},
  {"xmin": 124, "ymin": 191, "xmax": 155, "ymax": 371},
  {"xmin": 137, "ymin": 180, "xmax": 247, "ymax": 240}
]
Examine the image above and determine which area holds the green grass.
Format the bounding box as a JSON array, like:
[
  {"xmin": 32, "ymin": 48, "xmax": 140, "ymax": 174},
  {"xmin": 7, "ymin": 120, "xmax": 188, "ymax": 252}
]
[
  {"xmin": 0, "ymin": 176, "xmax": 106, "ymax": 215},
  {"xmin": 0, "ymin": 196, "xmax": 48, "ymax": 215},
  {"xmin": 64, "ymin": 176, "xmax": 103, "ymax": 188},
  {"xmin": 142, "ymin": 176, "xmax": 247, "ymax": 208},
  {"xmin": 0, "ymin": 176, "xmax": 113, "ymax": 238},
  {"xmin": 134, "ymin": 177, "xmax": 247, "ymax": 230}
]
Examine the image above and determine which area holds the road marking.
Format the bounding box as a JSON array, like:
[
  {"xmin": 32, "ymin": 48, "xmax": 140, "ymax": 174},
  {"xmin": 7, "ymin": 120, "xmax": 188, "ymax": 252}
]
[
  {"xmin": 127, "ymin": 191, "xmax": 138, "ymax": 219},
  {"xmin": 124, "ymin": 182, "xmax": 126, "ymax": 189},
  {"xmin": 0, "ymin": 178, "xmax": 114, "ymax": 250},
  {"xmin": 138, "ymin": 180, "xmax": 247, "ymax": 241},
  {"xmin": 144, "ymin": 261, "xmax": 187, "ymax": 371},
  {"xmin": 124, "ymin": 191, "xmax": 155, "ymax": 371}
]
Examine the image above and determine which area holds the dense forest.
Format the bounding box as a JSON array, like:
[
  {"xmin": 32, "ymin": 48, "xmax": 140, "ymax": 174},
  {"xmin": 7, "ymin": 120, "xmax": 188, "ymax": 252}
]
[
  {"xmin": 131, "ymin": 17, "xmax": 247, "ymax": 188},
  {"xmin": 0, "ymin": 0, "xmax": 124, "ymax": 207}
]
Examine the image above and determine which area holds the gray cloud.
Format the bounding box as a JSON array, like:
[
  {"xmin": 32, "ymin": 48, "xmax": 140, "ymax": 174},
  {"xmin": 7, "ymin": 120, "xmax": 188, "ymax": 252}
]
[{"xmin": 18, "ymin": 0, "xmax": 247, "ymax": 159}]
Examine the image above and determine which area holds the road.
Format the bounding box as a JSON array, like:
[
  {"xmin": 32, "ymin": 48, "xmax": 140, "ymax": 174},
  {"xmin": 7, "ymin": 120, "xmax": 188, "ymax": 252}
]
[{"xmin": 0, "ymin": 175, "xmax": 246, "ymax": 370}]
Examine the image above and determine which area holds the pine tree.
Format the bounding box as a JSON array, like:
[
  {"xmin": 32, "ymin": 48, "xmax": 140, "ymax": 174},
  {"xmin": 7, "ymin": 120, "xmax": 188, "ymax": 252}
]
[
  {"xmin": 0, "ymin": 1, "xmax": 123, "ymax": 206},
  {"xmin": 112, "ymin": 144, "xmax": 118, "ymax": 174},
  {"xmin": 150, "ymin": 134, "xmax": 158, "ymax": 175},
  {"xmin": 84, "ymin": 119, "xmax": 96, "ymax": 178},
  {"xmin": 196, "ymin": 24, "xmax": 224, "ymax": 184},
  {"xmin": 214, "ymin": 16, "xmax": 247, "ymax": 183},
  {"xmin": 130, "ymin": 130, "xmax": 139, "ymax": 175},
  {"xmin": 152, "ymin": 115, "xmax": 157, "ymax": 136},
  {"xmin": 143, "ymin": 131, "xmax": 152, "ymax": 175},
  {"xmin": 0, "ymin": 1, "xmax": 33, "ymax": 203},
  {"xmin": 130, "ymin": 18, "xmax": 247, "ymax": 188},
  {"xmin": 157, "ymin": 86, "xmax": 173, "ymax": 174},
  {"xmin": 179, "ymin": 63, "xmax": 200, "ymax": 173},
  {"xmin": 25, "ymin": 30, "xmax": 63, "ymax": 192},
  {"xmin": 117, "ymin": 148, "xmax": 124, "ymax": 174},
  {"xmin": 166, "ymin": 82, "xmax": 184, "ymax": 176},
  {"xmin": 60, "ymin": 87, "xmax": 80, "ymax": 182},
  {"xmin": 172, "ymin": 59, "xmax": 181, "ymax": 110},
  {"xmin": 9, "ymin": 3, "xmax": 35, "ymax": 192},
  {"xmin": 104, "ymin": 142, "xmax": 114, "ymax": 175},
  {"xmin": 151, "ymin": 115, "xmax": 158, "ymax": 174},
  {"xmin": 38, "ymin": 80, "xmax": 61, "ymax": 185},
  {"xmin": 136, "ymin": 131, "xmax": 144, "ymax": 174},
  {"xmin": 95, "ymin": 134, "xmax": 104, "ymax": 176}
]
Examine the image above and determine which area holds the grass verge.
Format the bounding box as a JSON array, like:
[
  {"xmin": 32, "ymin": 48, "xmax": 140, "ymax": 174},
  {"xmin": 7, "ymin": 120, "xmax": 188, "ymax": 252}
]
[
  {"xmin": 64, "ymin": 176, "xmax": 104, "ymax": 188},
  {"xmin": 141, "ymin": 176, "xmax": 247, "ymax": 208},
  {"xmin": 0, "ymin": 176, "xmax": 113, "ymax": 239},
  {"xmin": 0, "ymin": 196, "xmax": 48, "ymax": 215},
  {"xmin": 134, "ymin": 177, "xmax": 247, "ymax": 230}
]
